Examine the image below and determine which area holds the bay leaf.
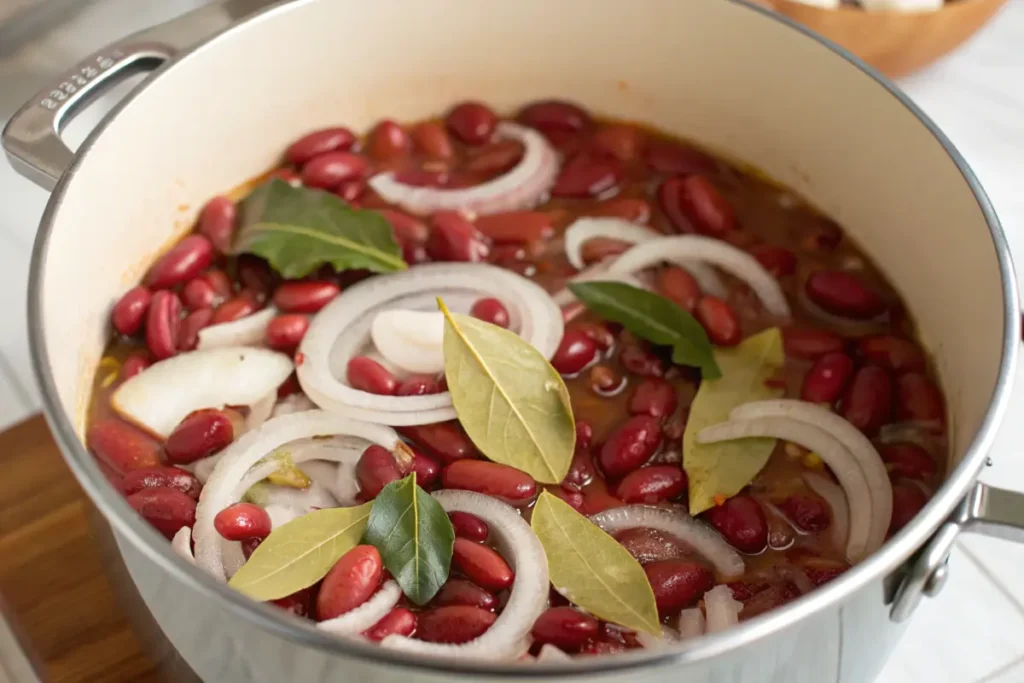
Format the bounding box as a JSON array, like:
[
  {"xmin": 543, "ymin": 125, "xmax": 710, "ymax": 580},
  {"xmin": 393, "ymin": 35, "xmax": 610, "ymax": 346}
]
[
  {"xmin": 684, "ymin": 327, "xmax": 785, "ymax": 515},
  {"xmin": 568, "ymin": 281, "xmax": 720, "ymax": 378},
  {"xmin": 439, "ymin": 299, "xmax": 575, "ymax": 484},
  {"xmin": 235, "ymin": 178, "xmax": 406, "ymax": 278},
  {"xmin": 531, "ymin": 491, "xmax": 661, "ymax": 635},
  {"xmin": 228, "ymin": 502, "xmax": 372, "ymax": 601},
  {"xmin": 363, "ymin": 474, "xmax": 454, "ymax": 605}
]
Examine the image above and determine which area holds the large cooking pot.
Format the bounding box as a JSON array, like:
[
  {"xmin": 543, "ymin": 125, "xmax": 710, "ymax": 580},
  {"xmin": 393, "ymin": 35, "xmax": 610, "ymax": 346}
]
[{"xmin": 5, "ymin": 0, "xmax": 1024, "ymax": 681}]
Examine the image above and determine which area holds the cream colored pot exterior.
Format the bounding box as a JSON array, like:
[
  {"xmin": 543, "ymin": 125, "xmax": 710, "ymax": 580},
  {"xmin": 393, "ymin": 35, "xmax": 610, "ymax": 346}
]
[{"xmin": 5, "ymin": 0, "xmax": 1023, "ymax": 681}]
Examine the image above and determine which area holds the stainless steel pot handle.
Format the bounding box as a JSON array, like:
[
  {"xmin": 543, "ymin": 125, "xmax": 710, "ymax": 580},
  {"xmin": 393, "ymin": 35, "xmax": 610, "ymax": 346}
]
[
  {"xmin": 890, "ymin": 481, "xmax": 1024, "ymax": 622},
  {"xmin": 1, "ymin": 0, "xmax": 282, "ymax": 191}
]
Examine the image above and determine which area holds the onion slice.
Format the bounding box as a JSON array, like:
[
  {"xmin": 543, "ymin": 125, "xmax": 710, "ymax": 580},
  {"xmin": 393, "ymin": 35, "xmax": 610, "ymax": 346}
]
[
  {"xmin": 703, "ymin": 585, "xmax": 742, "ymax": 633},
  {"xmin": 588, "ymin": 505, "xmax": 744, "ymax": 579},
  {"xmin": 245, "ymin": 393, "xmax": 276, "ymax": 433},
  {"xmin": 317, "ymin": 581, "xmax": 402, "ymax": 636},
  {"xmin": 112, "ymin": 347, "xmax": 293, "ymax": 438},
  {"xmin": 198, "ymin": 307, "xmax": 277, "ymax": 350},
  {"xmin": 381, "ymin": 490, "xmax": 549, "ymax": 660},
  {"xmin": 563, "ymin": 218, "xmax": 660, "ymax": 271},
  {"xmin": 608, "ymin": 235, "xmax": 790, "ymax": 317},
  {"xmin": 677, "ymin": 608, "xmax": 705, "ymax": 639},
  {"xmin": 551, "ymin": 259, "xmax": 648, "ymax": 307},
  {"xmin": 697, "ymin": 417, "xmax": 872, "ymax": 561},
  {"xmin": 536, "ymin": 644, "xmax": 572, "ymax": 661},
  {"xmin": 804, "ymin": 471, "xmax": 851, "ymax": 556},
  {"xmin": 193, "ymin": 411, "xmax": 401, "ymax": 580},
  {"xmin": 729, "ymin": 400, "xmax": 891, "ymax": 554},
  {"xmin": 369, "ymin": 122, "xmax": 558, "ymax": 216},
  {"xmin": 171, "ymin": 527, "xmax": 195, "ymax": 565},
  {"xmin": 370, "ymin": 309, "xmax": 446, "ymax": 374}
]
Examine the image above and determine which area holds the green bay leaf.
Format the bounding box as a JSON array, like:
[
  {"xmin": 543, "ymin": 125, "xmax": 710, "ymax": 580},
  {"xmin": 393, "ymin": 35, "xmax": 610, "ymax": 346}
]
[
  {"xmin": 439, "ymin": 299, "xmax": 575, "ymax": 484},
  {"xmin": 363, "ymin": 474, "xmax": 454, "ymax": 605},
  {"xmin": 568, "ymin": 281, "xmax": 720, "ymax": 378},
  {"xmin": 684, "ymin": 327, "xmax": 785, "ymax": 515},
  {"xmin": 235, "ymin": 178, "xmax": 406, "ymax": 278},
  {"xmin": 228, "ymin": 503, "xmax": 372, "ymax": 601},
  {"xmin": 531, "ymin": 491, "xmax": 661, "ymax": 635}
]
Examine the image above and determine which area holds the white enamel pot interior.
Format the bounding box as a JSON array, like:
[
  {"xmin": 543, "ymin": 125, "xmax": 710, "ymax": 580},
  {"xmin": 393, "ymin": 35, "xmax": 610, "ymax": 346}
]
[{"xmin": 9, "ymin": 0, "xmax": 1019, "ymax": 680}]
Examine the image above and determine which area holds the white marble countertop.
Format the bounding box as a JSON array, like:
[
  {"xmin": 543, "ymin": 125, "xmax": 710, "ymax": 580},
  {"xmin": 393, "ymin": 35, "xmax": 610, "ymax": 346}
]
[{"xmin": 1, "ymin": 1, "xmax": 1023, "ymax": 681}]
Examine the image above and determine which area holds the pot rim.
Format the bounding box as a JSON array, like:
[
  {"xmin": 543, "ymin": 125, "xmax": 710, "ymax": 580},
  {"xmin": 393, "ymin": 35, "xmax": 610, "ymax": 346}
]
[{"xmin": 26, "ymin": 0, "xmax": 1019, "ymax": 675}]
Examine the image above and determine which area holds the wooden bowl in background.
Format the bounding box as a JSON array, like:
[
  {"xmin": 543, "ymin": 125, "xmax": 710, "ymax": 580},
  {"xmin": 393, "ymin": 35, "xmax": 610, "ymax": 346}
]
[{"xmin": 765, "ymin": 0, "xmax": 1010, "ymax": 78}]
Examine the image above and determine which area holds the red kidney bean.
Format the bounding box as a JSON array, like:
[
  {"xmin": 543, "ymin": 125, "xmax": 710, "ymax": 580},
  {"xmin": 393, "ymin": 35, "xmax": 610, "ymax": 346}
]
[
  {"xmin": 696, "ymin": 296, "xmax": 742, "ymax": 347},
  {"xmin": 551, "ymin": 152, "xmax": 621, "ymax": 198},
  {"xmin": 575, "ymin": 419, "xmax": 594, "ymax": 452},
  {"xmin": 587, "ymin": 197, "xmax": 652, "ymax": 224},
  {"xmin": 448, "ymin": 511, "xmax": 489, "ymax": 543},
  {"xmin": 121, "ymin": 353, "xmax": 151, "ymax": 380},
  {"xmin": 753, "ymin": 245, "xmax": 797, "ymax": 278},
  {"xmin": 145, "ymin": 290, "xmax": 182, "ymax": 360},
  {"xmin": 112, "ymin": 286, "xmax": 152, "ymax": 336},
  {"xmin": 620, "ymin": 344, "xmax": 665, "ymax": 377},
  {"xmin": 277, "ymin": 373, "xmax": 301, "ymax": 398},
  {"xmin": 356, "ymin": 445, "xmax": 404, "ymax": 499},
  {"xmin": 589, "ymin": 365, "xmax": 622, "ymax": 394},
  {"xmin": 801, "ymin": 352, "xmax": 855, "ymax": 404},
  {"xmin": 565, "ymin": 451, "xmax": 596, "ymax": 489},
  {"xmin": 550, "ymin": 484, "xmax": 585, "ymax": 510},
  {"xmin": 615, "ymin": 527, "xmax": 689, "ymax": 564},
  {"xmin": 411, "ymin": 121, "xmax": 454, "ymax": 159},
  {"xmin": 409, "ymin": 450, "xmax": 441, "ymax": 489},
  {"xmin": 531, "ymin": 607, "xmax": 600, "ymax": 650},
  {"xmin": 273, "ymin": 281, "xmax": 340, "ymax": 313},
  {"xmin": 399, "ymin": 422, "xmax": 480, "ymax": 463},
  {"xmin": 889, "ymin": 480, "xmax": 928, "ymax": 535},
  {"xmin": 416, "ymin": 605, "xmax": 497, "ymax": 644},
  {"xmin": 286, "ymin": 127, "xmax": 356, "ymax": 165},
  {"xmin": 198, "ymin": 196, "xmax": 237, "ymax": 253},
  {"xmin": 86, "ymin": 419, "xmax": 162, "ymax": 473},
  {"xmin": 896, "ymin": 373, "xmax": 945, "ymax": 426},
  {"xmin": 880, "ymin": 443, "xmax": 937, "ymax": 480},
  {"xmin": 703, "ymin": 494, "xmax": 768, "ymax": 554},
  {"xmin": 127, "ymin": 487, "xmax": 197, "ymax": 539},
  {"xmin": 265, "ymin": 314, "xmax": 309, "ymax": 351},
  {"xmin": 376, "ymin": 208, "xmax": 429, "ymax": 244},
  {"xmin": 551, "ymin": 329, "xmax": 600, "ymax": 375},
  {"xmin": 364, "ymin": 607, "xmax": 417, "ymax": 642},
  {"xmin": 464, "ymin": 140, "xmax": 523, "ymax": 174},
  {"xmin": 657, "ymin": 267, "xmax": 701, "ymax": 312},
  {"xmin": 181, "ymin": 277, "xmax": 216, "ymax": 312},
  {"xmin": 599, "ymin": 415, "xmax": 663, "ymax": 478},
  {"xmin": 592, "ymin": 124, "xmax": 644, "ymax": 162},
  {"xmin": 119, "ymin": 466, "xmax": 201, "ymax": 500},
  {"xmin": 858, "ymin": 335, "xmax": 926, "ymax": 373},
  {"xmin": 367, "ymin": 119, "xmax": 409, "ymax": 161},
  {"xmin": 782, "ymin": 327, "xmax": 845, "ymax": 360},
  {"xmin": 778, "ymin": 494, "xmax": 830, "ymax": 533},
  {"xmin": 615, "ymin": 465, "xmax": 687, "ymax": 504},
  {"xmin": 268, "ymin": 167, "xmax": 301, "ymax": 185},
  {"xmin": 317, "ymin": 545, "xmax": 383, "ymax": 620},
  {"xmin": 580, "ymin": 236, "xmax": 632, "ymax": 265},
  {"xmin": 427, "ymin": 211, "xmax": 489, "ymax": 262},
  {"xmin": 474, "ymin": 211, "xmax": 553, "ymax": 244},
  {"xmin": 681, "ymin": 176, "xmax": 736, "ymax": 237},
  {"xmin": 579, "ymin": 478, "xmax": 625, "ymax": 515},
  {"xmin": 517, "ymin": 100, "xmax": 591, "ymax": 133},
  {"xmin": 270, "ymin": 585, "xmax": 316, "ymax": 617},
  {"xmin": 177, "ymin": 308, "xmax": 214, "ymax": 352},
  {"xmin": 210, "ymin": 293, "xmax": 259, "ymax": 325},
  {"xmin": 165, "ymin": 408, "xmax": 235, "ymax": 465},
  {"xmin": 145, "ymin": 235, "xmax": 215, "ymax": 290},
  {"xmin": 336, "ymin": 179, "xmax": 366, "ymax": 203},
  {"xmin": 214, "ymin": 503, "xmax": 272, "ymax": 541},
  {"xmin": 202, "ymin": 269, "xmax": 235, "ymax": 299},
  {"xmin": 446, "ymin": 102, "xmax": 498, "ymax": 145},
  {"xmin": 396, "ymin": 374, "xmax": 446, "ymax": 396},
  {"xmin": 574, "ymin": 324, "xmax": 615, "ymax": 353},
  {"xmin": 644, "ymin": 560, "xmax": 716, "ymax": 617},
  {"xmin": 629, "ymin": 378, "xmax": 677, "ymax": 418},
  {"xmin": 805, "ymin": 271, "xmax": 886, "ymax": 319},
  {"xmin": 451, "ymin": 538, "xmax": 514, "ymax": 591},
  {"xmin": 435, "ymin": 578, "xmax": 498, "ymax": 610},
  {"xmin": 643, "ymin": 140, "xmax": 716, "ymax": 175},
  {"xmin": 657, "ymin": 177, "xmax": 695, "ymax": 233},
  {"xmin": 301, "ymin": 152, "xmax": 369, "ymax": 189},
  {"xmin": 443, "ymin": 461, "xmax": 537, "ymax": 503},
  {"xmin": 469, "ymin": 297, "xmax": 510, "ymax": 328},
  {"xmin": 346, "ymin": 356, "xmax": 399, "ymax": 395},
  {"xmin": 841, "ymin": 365, "xmax": 893, "ymax": 435}
]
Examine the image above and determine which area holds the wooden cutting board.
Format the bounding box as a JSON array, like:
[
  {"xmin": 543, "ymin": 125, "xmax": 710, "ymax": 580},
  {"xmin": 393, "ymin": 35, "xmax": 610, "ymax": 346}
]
[{"xmin": 0, "ymin": 415, "xmax": 160, "ymax": 682}]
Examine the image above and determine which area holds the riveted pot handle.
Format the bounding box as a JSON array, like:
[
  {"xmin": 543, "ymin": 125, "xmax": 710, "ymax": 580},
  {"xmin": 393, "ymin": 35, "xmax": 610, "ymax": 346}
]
[{"xmin": 1, "ymin": 0, "xmax": 280, "ymax": 191}]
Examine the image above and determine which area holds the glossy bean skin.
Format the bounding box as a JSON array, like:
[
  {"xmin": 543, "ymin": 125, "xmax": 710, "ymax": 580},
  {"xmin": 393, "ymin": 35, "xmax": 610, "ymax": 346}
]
[
  {"xmin": 301, "ymin": 152, "xmax": 369, "ymax": 189},
  {"xmin": 783, "ymin": 327, "xmax": 845, "ymax": 360},
  {"xmin": 446, "ymin": 102, "xmax": 498, "ymax": 145},
  {"xmin": 399, "ymin": 422, "xmax": 480, "ymax": 464},
  {"xmin": 598, "ymin": 415, "xmax": 663, "ymax": 478},
  {"xmin": 177, "ymin": 308, "xmax": 213, "ymax": 352},
  {"xmin": 146, "ymin": 290, "xmax": 182, "ymax": 360},
  {"xmin": 415, "ymin": 606, "xmax": 496, "ymax": 644},
  {"xmin": 434, "ymin": 578, "xmax": 498, "ymax": 610},
  {"xmin": 87, "ymin": 418, "xmax": 162, "ymax": 473},
  {"xmin": 367, "ymin": 119, "xmax": 410, "ymax": 161},
  {"xmin": 753, "ymin": 245, "xmax": 797, "ymax": 277},
  {"xmin": 801, "ymin": 352, "xmax": 855, "ymax": 404},
  {"xmin": 198, "ymin": 196, "xmax": 237, "ymax": 253},
  {"xmin": 696, "ymin": 296, "xmax": 742, "ymax": 346},
  {"xmin": 474, "ymin": 211, "xmax": 552, "ymax": 244},
  {"xmin": 442, "ymin": 460, "xmax": 537, "ymax": 503},
  {"xmin": 127, "ymin": 487, "xmax": 197, "ymax": 539},
  {"xmin": 615, "ymin": 527, "xmax": 690, "ymax": 565},
  {"xmin": 643, "ymin": 140, "xmax": 716, "ymax": 175},
  {"xmin": 448, "ymin": 511, "xmax": 489, "ymax": 542},
  {"xmin": 703, "ymin": 494, "xmax": 768, "ymax": 554},
  {"xmin": 364, "ymin": 608, "xmax": 417, "ymax": 642},
  {"xmin": 858, "ymin": 335, "xmax": 926, "ymax": 373},
  {"xmin": 517, "ymin": 100, "xmax": 591, "ymax": 133},
  {"xmin": 896, "ymin": 373, "xmax": 945, "ymax": 427},
  {"xmin": 165, "ymin": 408, "xmax": 236, "ymax": 465},
  {"xmin": 409, "ymin": 451, "xmax": 442, "ymax": 489},
  {"xmin": 628, "ymin": 378, "xmax": 677, "ymax": 418},
  {"xmin": 144, "ymin": 235, "xmax": 215, "ymax": 290},
  {"xmin": 615, "ymin": 466, "xmax": 687, "ymax": 504},
  {"xmin": 806, "ymin": 270, "xmax": 886, "ymax": 319},
  {"xmin": 265, "ymin": 314, "xmax": 309, "ymax": 351},
  {"xmin": 356, "ymin": 445, "xmax": 404, "ymax": 499},
  {"xmin": 427, "ymin": 211, "xmax": 489, "ymax": 262},
  {"xmin": 657, "ymin": 267, "xmax": 701, "ymax": 312},
  {"xmin": 531, "ymin": 607, "xmax": 599, "ymax": 651},
  {"xmin": 286, "ymin": 127, "xmax": 356, "ymax": 165},
  {"xmin": 111, "ymin": 286, "xmax": 152, "ymax": 336},
  {"xmin": 644, "ymin": 560, "xmax": 716, "ymax": 617},
  {"xmin": 889, "ymin": 480, "xmax": 928, "ymax": 536},
  {"xmin": 551, "ymin": 152, "xmax": 621, "ymax": 198},
  {"xmin": 841, "ymin": 365, "xmax": 894, "ymax": 436},
  {"xmin": 880, "ymin": 443, "xmax": 937, "ymax": 481},
  {"xmin": 778, "ymin": 495, "xmax": 830, "ymax": 533},
  {"xmin": 210, "ymin": 294, "xmax": 259, "ymax": 325},
  {"xmin": 551, "ymin": 329, "xmax": 600, "ymax": 375},
  {"xmin": 272, "ymin": 281, "xmax": 340, "ymax": 313},
  {"xmin": 214, "ymin": 503, "xmax": 272, "ymax": 541},
  {"xmin": 119, "ymin": 466, "xmax": 201, "ymax": 500},
  {"xmin": 470, "ymin": 298, "xmax": 510, "ymax": 328},
  {"xmin": 411, "ymin": 121, "xmax": 454, "ymax": 159},
  {"xmin": 451, "ymin": 537, "xmax": 514, "ymax": 591},
  {"xmin": 317, "ymin": 545, "xmax": 383, "ymax": 621},
  {"xmin": 346, "ymin": 356, "xmax": 399, "ymax": 395}
]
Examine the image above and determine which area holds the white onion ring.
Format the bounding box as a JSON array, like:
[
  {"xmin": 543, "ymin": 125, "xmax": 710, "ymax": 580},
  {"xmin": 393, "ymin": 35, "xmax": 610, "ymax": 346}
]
[
  {"xmin": 298, "ymin": 263, "xmax": 562, "ymax": 425},
  {"xmin": 635, "ymin": 628, "xmax": 675, "ymax": 650},
  {"xmin": 677, "ymin": 608, "xmax": 705, "ymax": 639},
  {"xmin": 804, "ymin": 471, "xmax": 851, "ymax": 556},
  {"xmin": 370, "ymin": 309, "xmax": 445, "ymax": 374},
  {"xmin": 382, "ymin": 490, "xmax": 549, "ymax": 660},
  {"xmin": 535, "ymin": 644, "xmax": 572, "ymax": 661},
  {"xmin": 589, "ymin": 505, "xmax": 744, "ymax": 579},
  {"xmin": 551, "ymin": 259, "xmax": 648, "ymax": 307},
  {"xmin": 797, "ymin": 287, "xmax": 883, "ymax": 337},
  {"xmin": 272, "ymin": 393, "xmax": 317, "ymax": 418},
  {"xmin": 729, "ymin": 400, "xmax": 891, "ymax": 554},
  {"xmin": 608, "ymin": 235, "xmax": 790, "ymax": 317},
  {"xmin": 198, "ymin": 307, "xmax": 277, "ymax": 350},
  {"xmin": 369, "ymin": 123, "xmax": 558, "ymax": 216},
  {"xmin": 703, "ymin": 585, "xmax": 742, "ymax": 633},
  {"xmin": 245, "ymin": 393, "xmax": 276, "ymax": 433},
  {"xmin": 194, "ymin": 411, "xmax": 400, "ymax": 580},
  {"xmin": 171, "ymin": 527, "xmax": 195, "ymax": 565},
  {"xmin": 317, "ymin": 580, "xmax": 402, "ymax": 636},
  {"xmin": 111, "ymin": 347, "xmax": 293, "ymax": 438},
  {"xmin": 697, "ymin": 418, "xmax": 871, "ymax": 561}
]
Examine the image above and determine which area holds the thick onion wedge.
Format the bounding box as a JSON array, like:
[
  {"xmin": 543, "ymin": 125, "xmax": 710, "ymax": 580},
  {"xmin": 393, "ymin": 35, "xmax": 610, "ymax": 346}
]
[
  {"xmin": 381, "ymin": 491, "xmax": 549, "ymax": 660},
  {"xmin": 703, "ymin": 585, "xmax": 742, "ymax": 634},
  {"xmin": 198, "ymin": 307, "xmax": 277, "ymax": 350},
  {"xmin": 171, "ymin": 527, "xmax": 195, "ymax": 565},
  {"xmin": 677, "ymin": 608, "xmax": 705, "ymax": 639},
  {"xmin": 111, "ymin": 347, "xmax": 293, "ymax": 438},
  {"xmin": 317, "ymin": 581, "xmax": 402, "ymax": 636}
]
